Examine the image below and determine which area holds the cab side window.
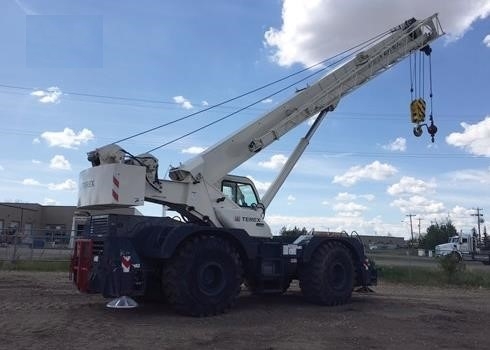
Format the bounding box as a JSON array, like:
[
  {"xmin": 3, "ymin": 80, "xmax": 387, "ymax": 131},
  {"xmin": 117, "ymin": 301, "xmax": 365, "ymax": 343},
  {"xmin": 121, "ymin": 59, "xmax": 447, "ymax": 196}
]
[
  {"xmin": 221, "ymin": 181, "xmax": 259, "ymax": 208},
  {"xmin": 222, "ymin": 182, "xmax": 235, "ymax": 202}
]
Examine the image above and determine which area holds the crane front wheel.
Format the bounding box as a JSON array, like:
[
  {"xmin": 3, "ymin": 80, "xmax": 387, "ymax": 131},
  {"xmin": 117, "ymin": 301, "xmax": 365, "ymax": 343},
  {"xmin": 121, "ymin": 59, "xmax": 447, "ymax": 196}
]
[{"xmin": 299, "ymin": 241, "xmax": 354, "ymax": 306}]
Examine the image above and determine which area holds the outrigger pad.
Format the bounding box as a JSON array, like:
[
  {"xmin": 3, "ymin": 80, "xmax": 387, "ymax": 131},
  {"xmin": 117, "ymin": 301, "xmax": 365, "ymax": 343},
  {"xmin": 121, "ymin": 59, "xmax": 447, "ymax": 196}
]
[{"xmin": 106, "ymin": 296, "xmax": 139, "ymax": 309}]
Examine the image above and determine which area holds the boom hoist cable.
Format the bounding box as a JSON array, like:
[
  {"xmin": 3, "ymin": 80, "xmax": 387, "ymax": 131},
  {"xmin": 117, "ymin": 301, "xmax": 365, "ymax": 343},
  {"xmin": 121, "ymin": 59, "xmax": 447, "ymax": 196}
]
[
  {"xmin": 141, "ymin": 31, "xmax": 393, "ymax": 154},
  {"xmin": 410, "ymin": 45, "xmax": 438, "ymax": 142},
  {"xmin": 101, "ymin": 29, "xmax": 391, "ymax": 149}
]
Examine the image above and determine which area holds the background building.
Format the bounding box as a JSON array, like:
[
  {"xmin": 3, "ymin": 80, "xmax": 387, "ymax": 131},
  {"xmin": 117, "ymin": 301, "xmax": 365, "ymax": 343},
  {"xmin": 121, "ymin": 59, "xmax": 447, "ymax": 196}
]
[{"xmin": 0, "ymin": 202, "xmax": 140, "ymax": 247}]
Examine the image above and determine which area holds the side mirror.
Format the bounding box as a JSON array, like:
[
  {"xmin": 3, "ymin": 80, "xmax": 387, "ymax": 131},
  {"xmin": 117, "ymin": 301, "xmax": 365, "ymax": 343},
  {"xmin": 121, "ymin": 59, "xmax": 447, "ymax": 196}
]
[{"xmin": 251, "ymin": 203, "xmax": 266, "ymax": 216}]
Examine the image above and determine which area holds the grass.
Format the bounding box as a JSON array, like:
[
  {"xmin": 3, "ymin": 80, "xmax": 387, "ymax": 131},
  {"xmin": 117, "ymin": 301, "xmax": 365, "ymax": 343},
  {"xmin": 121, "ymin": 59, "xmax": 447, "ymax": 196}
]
[
  {"xmin": 378, "ymin": 264, "xmax": 490, "ymax": 288},
  {"xmin": 2, "ymin": 257, "xmax": 490, "ymax": 289},
  {"xmin": 0, "ymin": 260, "xmax": 70, "ymax": 272}
]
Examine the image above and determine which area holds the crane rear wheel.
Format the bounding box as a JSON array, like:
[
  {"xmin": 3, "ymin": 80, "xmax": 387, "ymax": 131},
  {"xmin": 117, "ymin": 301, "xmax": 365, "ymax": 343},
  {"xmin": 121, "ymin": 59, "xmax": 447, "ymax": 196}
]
[{"xmin": 162, "ymin": 235, "xmax": 243, "ymax": 317}]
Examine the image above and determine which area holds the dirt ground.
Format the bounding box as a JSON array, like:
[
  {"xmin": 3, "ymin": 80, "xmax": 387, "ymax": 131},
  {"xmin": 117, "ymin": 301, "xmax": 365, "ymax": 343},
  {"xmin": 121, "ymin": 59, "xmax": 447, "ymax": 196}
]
[{"xmin": 0, "ymin": 271, "xmax": 488, "ymax": 350}]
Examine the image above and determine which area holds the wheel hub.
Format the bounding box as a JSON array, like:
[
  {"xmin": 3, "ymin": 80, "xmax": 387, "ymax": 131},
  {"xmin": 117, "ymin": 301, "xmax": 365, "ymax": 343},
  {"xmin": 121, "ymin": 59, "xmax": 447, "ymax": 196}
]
[{"xmin": 198, "ymin": 262, "xmax": 226, "ymax": 296}]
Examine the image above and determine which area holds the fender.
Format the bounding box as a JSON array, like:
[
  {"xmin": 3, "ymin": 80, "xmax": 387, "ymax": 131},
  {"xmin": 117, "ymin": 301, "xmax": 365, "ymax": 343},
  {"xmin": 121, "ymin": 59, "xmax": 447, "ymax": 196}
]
[
  {"xmin": 132, "ymin": 223, "xmax": 259, "ymax": 262},
  {"xmin": 296, "ymin": 235, "xmax": 374, "ymax": 285},
  {"xmin": 298, "ymin": 235, "xmax": 365, "ymax": 264}
]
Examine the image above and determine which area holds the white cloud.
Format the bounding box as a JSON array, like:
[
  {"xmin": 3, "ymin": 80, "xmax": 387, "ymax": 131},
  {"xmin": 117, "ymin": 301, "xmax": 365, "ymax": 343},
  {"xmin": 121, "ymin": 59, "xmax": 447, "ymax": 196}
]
[
  {"xmin": 383, "ymin": 137, "xmax": 407, "ymax": 152},
  {"xmin": 321, "ymin": 200, "xmax": 329, "ymax": 205},
  {"xmin": 387, "ymin": 176, "xmax": 436, "ymax": 196},
  {"xmin": 360, "ymin": 194, "xmax": 375, "ymax": 202},
  {"xmin": 450, "ymin": 205, "xmax": 473, "ymax": 218},
  {"xmin": 22, "ymin": 178, "xmax": 41, "ymax": 186},
  {"xmin": 30, "ymin": 86, "xmax": 62, "ymax": 104},
  {"xmin": 0, "ymin": 165, "xmax": 4, "ymax": 171},
  {"xmin": 266, "ymin": 214, "xmax": 356, "ymax": 233},
  {"xmin": 246, "ymin": 176, "xmax": 271, "ymax": 195},
  {"xmin": 173, "ymin": 96, "xmax": 193, "ymax": 109},
  {"xmin": 21, "ymin": 178, "xmax": 76, "ymax": 191},
  {"xmin": 446, "ymin": 205, "xmax": 478, "ymax": 232},
  {"xmin": 332, "ymin": 161, "xmax": 398, "ymax": 187},
  {"xmin": 32, "ymin": 160, "xmax": 41, "ymax": 165},
  {"xmin": 48, "ymin": 179, "xmax": 77, "ymax": 191},
  {"xmin": 287, "ymin": 194, "xmax": 296, "ymax": 204},
  {"xmin": 264, "ymin": 0, "xmax": 490, "ymax": 67},
  {"xmin": 484, "ymin": 34, "xmax": 490, "ymax": 47},
  {"xmin": 32, "ymin": 138, "xmax": 40, "ymax": 144},
  {"xmin": 49, "ymin": 155, "xmax": 71, "ymax": 170},
  {"xmin": 446, "ymin": 117, "xmax": 490, "ymax": 156},
  {"xmin": 262, "ymin": 98, "xmax": 273, "ymax": 104},
  {"xmin": 391, "ymin": 195, "xmax": 445, "ymax": 215},
  {"xmin": 258, "ymin": 154, "xmax": 288, "ymax": 170},
  {"xmin": 448, "ymin": 167, "xmax": 490, "ymax": 184},
  {"xmin": 335, "ymin": 192, "xmax": 356, "ymax": 201},
  {"xmin": 265, "ymin": 214, "xmax": 400, "ymax": 236},
  {"xmin": 335, "ymin": 192, "xmax": 375, "ymax": 202},
  {"xmin": 42, "ymin": 198, "xmax": 60, "ymax": 206},
  {"xmin": 41, "ymin": 128, "xmax": 94, "ymax": 149},
  {"xmin": 182, "ymin": 146, "xmax": 206, "ymax": 154},
  {"xmin": 202, "ymin": 100, "xmax": 209, "ymax": 106},
  {"xmin": 333, "ymin": 201, "xmax": 367, "ymax": 217}
]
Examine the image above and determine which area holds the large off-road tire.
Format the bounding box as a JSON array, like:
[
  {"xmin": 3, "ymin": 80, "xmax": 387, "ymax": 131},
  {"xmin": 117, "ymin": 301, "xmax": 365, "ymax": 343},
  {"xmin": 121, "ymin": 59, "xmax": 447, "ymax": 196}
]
[
  {"xmin": 299, "ymin": 241, "xmax": 354, "ymax": 306},
  {"xmin": 162, "ymin": 235, "xmax": 243, "ymax": 316}
]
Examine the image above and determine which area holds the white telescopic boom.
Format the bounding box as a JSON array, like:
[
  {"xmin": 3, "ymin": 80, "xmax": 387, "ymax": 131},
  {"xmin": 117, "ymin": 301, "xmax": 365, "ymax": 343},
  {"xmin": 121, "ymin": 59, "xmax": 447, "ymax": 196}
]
[{"xmin": 169, "ymin": 14, "xmax": 444, "ymax": 186}]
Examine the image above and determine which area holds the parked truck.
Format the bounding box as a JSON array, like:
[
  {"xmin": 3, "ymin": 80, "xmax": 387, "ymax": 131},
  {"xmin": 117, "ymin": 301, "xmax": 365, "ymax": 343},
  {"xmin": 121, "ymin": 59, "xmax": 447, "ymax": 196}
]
[
  {"xmin": 435, "ymin": 234, "xmax": 490, "ymax": 265},
  {"xmin": 71, "ymin": 14, "xmax": 444, "ymax": 316}
]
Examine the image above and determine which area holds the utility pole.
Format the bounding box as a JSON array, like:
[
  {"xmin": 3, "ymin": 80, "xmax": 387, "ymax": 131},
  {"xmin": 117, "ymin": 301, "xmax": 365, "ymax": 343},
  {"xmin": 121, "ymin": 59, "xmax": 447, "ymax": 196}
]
[
  {"xmin": 406, "ymin": 214, "xmax": 416, "ymax": 248},
  {"xmin": 471, "ymin": 208, "xmax": 484, "ymax": 244},
  {"xmin": 417, "ymin": 217, "xmax": 423, "ymax": 240}
]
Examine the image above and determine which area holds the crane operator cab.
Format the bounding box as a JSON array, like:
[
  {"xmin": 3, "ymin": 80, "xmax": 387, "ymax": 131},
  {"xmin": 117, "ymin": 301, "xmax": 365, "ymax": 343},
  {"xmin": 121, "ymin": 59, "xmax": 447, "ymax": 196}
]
[{"xmin": 214, "ymin": 175, "xmax": 271, "ymax": 238}]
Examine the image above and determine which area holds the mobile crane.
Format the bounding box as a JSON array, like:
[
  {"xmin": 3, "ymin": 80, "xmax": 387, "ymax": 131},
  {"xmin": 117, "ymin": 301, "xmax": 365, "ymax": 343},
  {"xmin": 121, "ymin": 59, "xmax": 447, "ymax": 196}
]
[{"xmin": 71, "ymin": 14, "xmax": 444, "ymax": 316}]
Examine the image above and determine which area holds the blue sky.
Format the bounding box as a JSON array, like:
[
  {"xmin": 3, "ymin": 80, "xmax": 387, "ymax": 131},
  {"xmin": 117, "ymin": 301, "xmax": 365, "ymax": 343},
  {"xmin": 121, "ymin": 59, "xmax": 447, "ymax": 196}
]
[{"xmin": 1, "ymin": 0, "xmax": 489, "ymax": 238}]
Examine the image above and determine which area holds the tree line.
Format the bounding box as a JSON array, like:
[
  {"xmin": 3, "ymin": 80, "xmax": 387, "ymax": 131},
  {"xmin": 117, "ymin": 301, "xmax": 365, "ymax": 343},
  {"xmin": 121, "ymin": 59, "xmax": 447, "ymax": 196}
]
[{"xmin": 279, "ymin": 221, "xmax": 488, "ymax": 251}]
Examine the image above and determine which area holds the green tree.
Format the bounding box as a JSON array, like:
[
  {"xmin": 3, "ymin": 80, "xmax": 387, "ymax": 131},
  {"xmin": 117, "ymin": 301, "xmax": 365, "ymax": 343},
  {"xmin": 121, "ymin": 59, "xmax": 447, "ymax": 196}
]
[
  {"xmin": 419, "ymin": 220, "xmax": 458, "ymax": 250},
  {"xmin": 279, "ymin": 226, "xmax": 308, "ymax": 237}
]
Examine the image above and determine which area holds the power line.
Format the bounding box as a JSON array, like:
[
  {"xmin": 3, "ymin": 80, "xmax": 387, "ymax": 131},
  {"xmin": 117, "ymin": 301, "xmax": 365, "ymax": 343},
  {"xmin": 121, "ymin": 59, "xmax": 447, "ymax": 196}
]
[
  {"xmin": 1, "ymin": 28, "xmax": 392, "ymax": 149},
  {"xmin": 0, "ymin": 88, "xmax": 484, "ymax": 122},
  {"xmin": 0, "ymin": 83, "xmax": 178, "ymax": 106},
  {"xmin": 0, "ymin": 126, "xmax": 487, "ymax": 160},
  {"xmin": 0, "ymin": 30, "xmax": 391, "ymax": 111}
]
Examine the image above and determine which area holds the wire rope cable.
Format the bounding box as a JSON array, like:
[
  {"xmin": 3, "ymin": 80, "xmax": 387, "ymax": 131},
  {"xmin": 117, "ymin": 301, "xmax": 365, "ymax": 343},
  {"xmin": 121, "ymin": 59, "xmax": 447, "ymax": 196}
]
[
  {"xmin": 115, "ymin": 29, "xmax": 392, "ymax": 146},
  {"xmin": 143, "ymin": 31, "xmax": 395, "ymax": 153}
]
